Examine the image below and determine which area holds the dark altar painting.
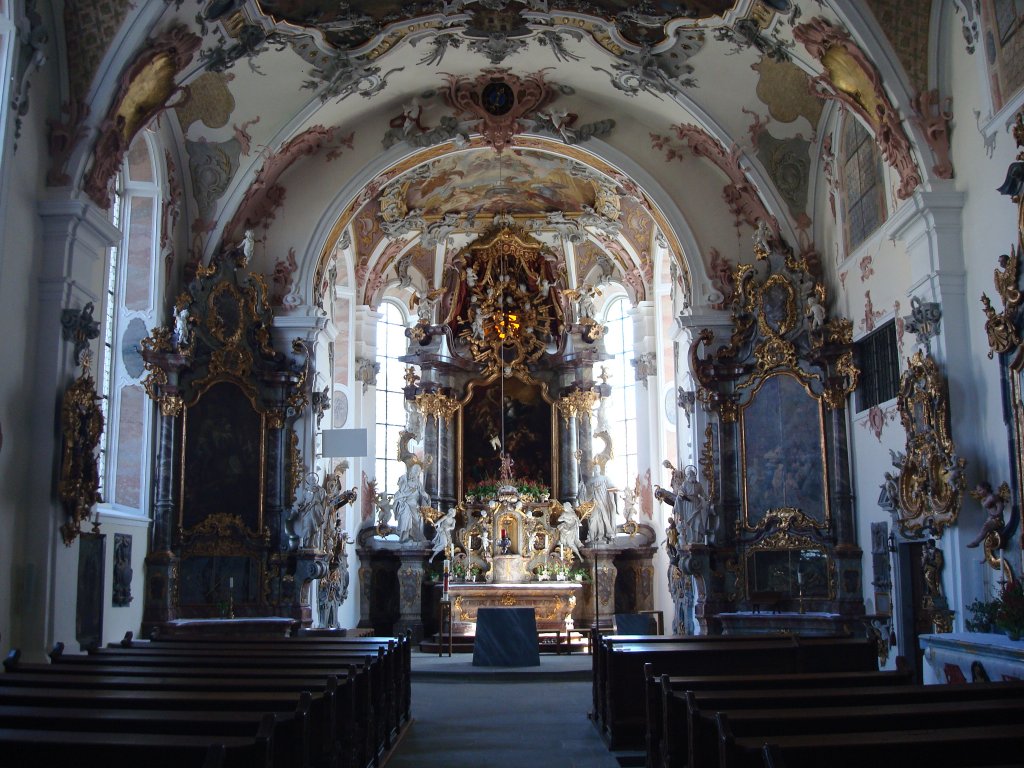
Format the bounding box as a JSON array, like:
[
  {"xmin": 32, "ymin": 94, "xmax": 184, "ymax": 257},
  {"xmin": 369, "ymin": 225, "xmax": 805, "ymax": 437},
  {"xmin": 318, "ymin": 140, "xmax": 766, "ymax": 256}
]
[
  {"xmin": 181, "ymin": 381, "xmax": 264, "ymax": 531},
  {"xmin": 76, "ymin": 532, "xmax": 105, "ymax": 650},
  {"xmin": 460, "ymin": 376, "xmax": 554, "ymax": 492},
  {"xmin": 179, "ymin": 555, "xmax": 260, "ymax": 608},
  {"xmin": 741, "ymin": 373, "xmax": 828, "ymax": 526},
  {"xmin": 748, "ymin": 547, "xmax": 830, "ymax": 598}
]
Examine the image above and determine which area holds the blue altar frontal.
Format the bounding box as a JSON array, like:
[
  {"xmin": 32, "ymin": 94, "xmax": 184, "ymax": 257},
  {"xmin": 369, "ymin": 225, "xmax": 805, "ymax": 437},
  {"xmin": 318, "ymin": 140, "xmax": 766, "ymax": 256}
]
[{"xmin": 472, "ymin": 607, "xmax": 540, "ymax": 667}]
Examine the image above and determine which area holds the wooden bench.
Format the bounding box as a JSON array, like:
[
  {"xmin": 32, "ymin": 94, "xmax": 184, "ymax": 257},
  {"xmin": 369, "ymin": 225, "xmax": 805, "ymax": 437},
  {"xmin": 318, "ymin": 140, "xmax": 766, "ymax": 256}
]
[
  {"xmin": 710, "ymin": 698, "xmax": 1024, "ymax": 768},
  {"xmin": 0, "ymin": 702, "xmax": 307, "ymax": 768},
  {"xmin": 592, "ymin": 633, "xmax": 799, "ymax": 741},
  {"xmin": 0, "ymin": 663, "xmax": 345, "ymax": 767},
  {"xmin": 745, "ymin": 722, "xmax": 1024, "ymax": 768},
  {"xmin": 0, "ymin": 720, "xmax": 276, "ymax": 768},
  {"xmin": 648, "ymin": 666, "xmax": 914, "ymax": 768},
  {"xmin": 688, "ymin": 680, "xmax": 1024, "ymax": 768},
  {"xmin": 102, "ymin": 635, "xmax": 410, "ymax": 744}
]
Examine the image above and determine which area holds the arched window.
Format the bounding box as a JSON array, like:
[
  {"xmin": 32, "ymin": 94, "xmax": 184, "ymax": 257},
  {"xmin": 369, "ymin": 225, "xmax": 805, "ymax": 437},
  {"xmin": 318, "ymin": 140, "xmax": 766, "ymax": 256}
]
[
  {"xmin": 98, "ymin": 133, "xmax": 162, "ymax": 515},
  {"xmin": 600, "ymin": 293, "xmax": 638, "ymax": 489},
  {"xmin": 375, "ymin": 299, "xmax": 411, "ymax": 495},
  {"xmin": 840, "ymin": 116, "xmax": 887, "ymax": 251}
]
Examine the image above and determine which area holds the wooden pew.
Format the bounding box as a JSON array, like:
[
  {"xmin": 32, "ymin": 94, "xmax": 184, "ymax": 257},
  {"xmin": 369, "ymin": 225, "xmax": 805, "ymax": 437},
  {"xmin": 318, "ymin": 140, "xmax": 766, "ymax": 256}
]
[
  {"xmin": 0, "ymin": 702, "xmax": 308, "ymax": 768},
  {"xmin": 133, "ymin": 629, "xmax": 413, "ymax": 728},
  {"xmin": 649, "ymin": 666, "xmax": 913, "ymax": 768},
  {"xmin": 91, "ymin": 638, "xmax": 404, "ymax": 749},
  {"xmin": 0, "ymin": 712, "xmax": 277, "ymax": 768},
  {"xmin": 602, "ymin": 638, "xmax": 803, "ymax": 748},
  {"xmin": 707, "ymin": 698, "xmax": 1024, "ymax": 768},
  {"xmin": 592, "ymin": 634, "xmax": 798, "ymax": 739},
  {"xmin": 693, "ymin": 681, "xmax": 1024, "ymax": 768},
  {"xmin": 0, "ymin": 664, "xmax": 345, "ymax": 768},
  {"xmin": 737, "ymin": 721, "xmax": 1024, "ymax": 768}
]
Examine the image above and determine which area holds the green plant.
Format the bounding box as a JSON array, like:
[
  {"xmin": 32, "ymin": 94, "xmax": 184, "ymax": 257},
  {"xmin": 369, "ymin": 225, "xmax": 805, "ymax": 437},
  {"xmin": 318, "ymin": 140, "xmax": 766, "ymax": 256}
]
[
  {"xmin": 568, "ymin": 566, "xmax": 592, "ymax": 583},
  {"xmin": 995, "ymin": 579, "xmax": 1024, "ymax": 639},
  {"xmin": 451, "ymin": 563, "xmax": 466, "ymax": 578},
  {"xmin": 965, "ymin": 598, "xmax": 1000, "ymax": 633}
]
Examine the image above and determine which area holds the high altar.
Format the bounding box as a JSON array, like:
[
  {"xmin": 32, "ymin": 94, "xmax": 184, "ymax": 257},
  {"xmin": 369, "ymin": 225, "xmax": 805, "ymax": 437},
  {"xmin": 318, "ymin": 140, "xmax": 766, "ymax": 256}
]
[{"xmin": 355, "ymin": 226, "xmax": 657, "ymax": 641}]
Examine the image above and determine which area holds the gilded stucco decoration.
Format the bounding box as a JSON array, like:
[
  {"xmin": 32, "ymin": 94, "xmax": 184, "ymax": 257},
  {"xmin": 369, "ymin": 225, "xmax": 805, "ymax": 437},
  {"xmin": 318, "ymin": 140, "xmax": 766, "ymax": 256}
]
[
  {"xmin": 448, "ymin": 225, "xmax": 562, "ymax": 379},
  {"xmin": 888, "ymin": 351, "xmax": 966, "ymax": 539},
  {"xmin": 175, "ymin": 71, "xmax": 237, "ymax": 131},
  {"xmin": 793, "ymin": 17, "xmax": 922, "ymax": 199},
  {"xmin": 84, "ymin": 25, "xmax": 201, "ymax": 208},
  {"xmin": 58, "ymin": 354, "xmax": 104, "ymax": 546}
]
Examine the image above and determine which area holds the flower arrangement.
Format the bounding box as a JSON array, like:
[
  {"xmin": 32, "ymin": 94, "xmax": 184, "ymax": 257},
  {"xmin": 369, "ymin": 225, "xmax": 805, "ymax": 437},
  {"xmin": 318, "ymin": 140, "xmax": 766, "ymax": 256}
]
[
  {"xmin": 466, "ymin": 479, "xmax": 550, "ymax": 501},
  {"xmin": 995, "ymin": 579, "xmax": 1024, "ymax": 640}
]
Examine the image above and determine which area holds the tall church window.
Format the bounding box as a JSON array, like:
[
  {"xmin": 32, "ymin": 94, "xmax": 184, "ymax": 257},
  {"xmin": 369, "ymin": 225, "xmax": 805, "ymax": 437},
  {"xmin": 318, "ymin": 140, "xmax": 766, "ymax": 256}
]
[
  {"xmin": 600, "ymin": 293, "xmax": 638, "ymax": 489},
  {"xmin": 375, "ymin": 299, "xmax": 410, "ymax": 495},
  {"xmin": 840, "ymin": 116, "xmax": 886, "ymax": 252},
  {"xmin": 98, "ymin": 134, "xmax": 161, "ymax": 514}
]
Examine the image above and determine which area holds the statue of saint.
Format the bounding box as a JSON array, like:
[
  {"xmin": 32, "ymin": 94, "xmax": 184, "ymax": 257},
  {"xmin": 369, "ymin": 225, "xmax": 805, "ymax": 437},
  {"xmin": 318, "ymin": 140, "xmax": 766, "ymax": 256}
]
[
  {"xmin": 394, "ymin": 464, "xmax": 430, "ymax": 544},
  {"xmin": 557, "ymin": 502, "xmax": 584, "ymax": 561},
  {"xmin": 291, "ymin": 472, "xmax": 327, "ymax": 549},
  {"xmin": 677, "ymin": 466, "xmax": 710, "ymax": 544},
  {"xmin": 585, "ymin": 467, "xmax": 617, "ymax": 545},
  {"xmin": 922, "ymin": 539, "xmax": 944, "ymax": 598}
]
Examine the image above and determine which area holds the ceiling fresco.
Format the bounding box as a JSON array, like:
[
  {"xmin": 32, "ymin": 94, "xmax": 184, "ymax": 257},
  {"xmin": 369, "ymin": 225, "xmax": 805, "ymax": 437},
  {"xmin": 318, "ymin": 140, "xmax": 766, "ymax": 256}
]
[{"xmin": 403, "ymin": 150, "xmax": 602, "ymax": 218}]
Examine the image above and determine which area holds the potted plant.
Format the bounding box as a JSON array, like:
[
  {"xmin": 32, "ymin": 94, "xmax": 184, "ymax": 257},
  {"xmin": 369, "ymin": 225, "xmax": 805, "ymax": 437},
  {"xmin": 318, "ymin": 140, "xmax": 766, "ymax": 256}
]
[
  {"xmin": 469, "ymin": 565, "xmax": 483, "ymax": 583},
  {"xmin": 965, "ymin": 597, "xmax": 1000, "ymax": 634},
  {"xmin": 451, "ymin": 563, "xmax": 467, "ymax": 582},
  {"xmin": 995, "ymin": 580, "xmax": 1024, "ymax": 641}
]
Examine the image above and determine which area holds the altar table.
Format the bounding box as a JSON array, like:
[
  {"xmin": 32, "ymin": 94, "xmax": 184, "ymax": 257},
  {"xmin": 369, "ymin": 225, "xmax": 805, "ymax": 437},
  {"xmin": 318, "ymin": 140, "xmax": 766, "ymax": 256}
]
[{"xmin": 444, "ymin": 582, "xmax": 582, "ymax": 635}]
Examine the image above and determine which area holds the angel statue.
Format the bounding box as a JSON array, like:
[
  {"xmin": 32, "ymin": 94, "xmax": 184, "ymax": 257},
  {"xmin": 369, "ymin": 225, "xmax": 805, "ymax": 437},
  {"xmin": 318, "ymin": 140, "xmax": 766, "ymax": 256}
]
[
  {"xmin": 966, "ymin": 481, "xmax": 1010, "ymax": 548},
  {"xmin": 429, "ymin": 506, "xmax": 458, "ymax": 561},
  {"xmin": 557, "ymin": 502, "xmax": 584, "ymax": 562}
]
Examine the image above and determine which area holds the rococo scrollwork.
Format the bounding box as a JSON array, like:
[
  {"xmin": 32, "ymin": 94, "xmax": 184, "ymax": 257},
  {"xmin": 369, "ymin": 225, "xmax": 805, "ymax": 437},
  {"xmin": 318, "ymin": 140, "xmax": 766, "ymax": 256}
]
[{"xmin": 888, "ymin": 351, "xmax": 966, "ymax": 539}]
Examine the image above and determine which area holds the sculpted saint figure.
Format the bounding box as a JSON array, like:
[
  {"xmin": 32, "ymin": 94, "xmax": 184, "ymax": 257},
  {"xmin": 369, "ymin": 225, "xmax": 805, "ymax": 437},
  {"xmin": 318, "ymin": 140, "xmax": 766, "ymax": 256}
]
[
  {"xmin": 584, "ymin": 466, "xmax": 617, "ymax": 545},
  {"xmin": 557, "ymin": 502, "xmax": 584, "ymax": 561},
  {"xmin": 394, "ymin": 464, "xmax": 430, "ymax": 544}
]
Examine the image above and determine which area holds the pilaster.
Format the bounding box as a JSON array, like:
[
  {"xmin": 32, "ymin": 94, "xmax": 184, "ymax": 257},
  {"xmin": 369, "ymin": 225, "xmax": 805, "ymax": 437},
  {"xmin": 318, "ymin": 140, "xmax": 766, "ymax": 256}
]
[{"xmin": 19, "ymin": 197, "xmax": 120, "ymax": 657}]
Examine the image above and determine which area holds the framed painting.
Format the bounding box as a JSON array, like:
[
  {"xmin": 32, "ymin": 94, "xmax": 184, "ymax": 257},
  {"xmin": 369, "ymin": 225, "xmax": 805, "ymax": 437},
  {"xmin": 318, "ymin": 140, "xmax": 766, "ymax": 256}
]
[
  {"xmin": 458, "ymin": 375, "xmax": 556, "ymax": 497},
  {"xmin": 180, "ymin": 380, "xmax": 265, "ymax": 532},
  {"xmin": 740, "ymin": 373, "xmax": 829, "ymax": 528}
]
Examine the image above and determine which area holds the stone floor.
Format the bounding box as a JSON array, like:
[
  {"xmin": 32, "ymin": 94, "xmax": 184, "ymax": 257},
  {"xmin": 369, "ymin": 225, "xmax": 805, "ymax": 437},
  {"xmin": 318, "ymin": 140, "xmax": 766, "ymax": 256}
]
[{"xmin": 384, "ymin": 651, "xmax": 625, "ymax": 768}]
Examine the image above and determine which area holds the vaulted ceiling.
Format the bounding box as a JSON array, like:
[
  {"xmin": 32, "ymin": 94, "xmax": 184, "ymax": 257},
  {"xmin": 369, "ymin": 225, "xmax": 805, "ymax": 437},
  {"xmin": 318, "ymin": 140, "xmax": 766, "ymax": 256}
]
[{"xmin": 53, "ymin": 0, "xmax": 944, "ymax": 308}]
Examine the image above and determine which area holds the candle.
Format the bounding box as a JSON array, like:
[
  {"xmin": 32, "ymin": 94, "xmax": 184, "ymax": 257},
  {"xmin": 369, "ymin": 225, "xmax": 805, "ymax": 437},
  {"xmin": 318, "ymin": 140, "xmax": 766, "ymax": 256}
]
[
  {"xmin": 501, "ymin": 528, "xmax": 507, "ymax": 539},
  {"xmin": 229, "ymin": 576, "xmax": 234, "ymax": 589}
]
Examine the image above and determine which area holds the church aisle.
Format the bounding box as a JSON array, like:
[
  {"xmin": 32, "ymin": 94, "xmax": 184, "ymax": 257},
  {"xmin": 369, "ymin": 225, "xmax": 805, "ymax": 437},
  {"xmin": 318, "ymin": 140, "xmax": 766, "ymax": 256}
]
[{"xmin": 386, "ymin": 676, "xmax": 620, "ymax": 768}]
